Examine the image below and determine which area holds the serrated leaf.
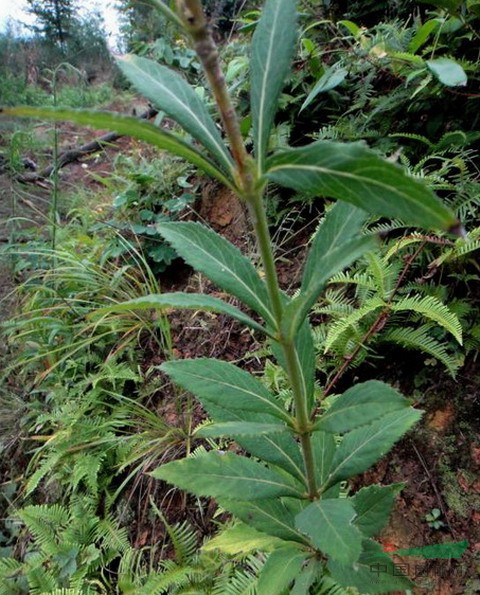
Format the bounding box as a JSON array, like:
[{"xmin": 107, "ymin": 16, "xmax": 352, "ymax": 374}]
[
  {"xmin": 328, "ymin": 539, "xmax": 413, "ymax": 593},
  {"xmin": 302, "ymin": 202, "xmax": 369, "ymax": 290},
  {"xmin": 301, "ymin": 67, "xmax": 348, "ymax": 112},
  {"xmin": 311, "ymin": 430, "xmax": 336, "ymax": 486},
  {"xmin": 325, "ymin": 409, "xmax": 422, "ymax": 488},
  {"xmin": 316, "ymin": 381, "xmax": 410, "ymax": 434},
  {"xmin": 295, "ymin": 499, "xmax": 363, "ymax": 564},
  {"xmin": 426, "ymin": 58, "xmax": 468, "ymax": 87},
  {"xmin": 218, "ymin": 498, "xmax": 308, "ymax": 543},
  {"xmin": 266, "ymin": 140, "xmax": 458, "ymax": 230},
  {"xmin": 251, "ymin": 0, "xmax": 297, "ymax": 170},
  {"xmin": 196, "ymin": 421, "xmax": 289, "ymax": 438},
  {"xmin": 202, "ymin": 522, "xmax": 284, "ymax": 554},
  {"xmin": 157, "ymin": 222, "xmax": 275, "ymax": 325},
  {"xmin": 239, "ymin": 433, "xmax": 307, "ymax": 484},
  {"xmin": 117, "ymin": 55, "xmax": 233, "ymax": 171},
  {"xmin": 161, "ymin": 358, "xmax": 289, "ymax": 422},
  {"xmin": 152, "ymin": 452, "xmax": 303, "ymax": 500},
  {"xmin": 352, "ymin": 484, "xmax": 404, "ymax": 537},
  {"xmin": 257, "ymin": 546, "xmax": 310, "ymax": 595},
  {"xmin": 282, "ymin": 236, "xmax": 377, "ymax": 339},
  {"xmin": 271, "ymin": 318, "xmax": 316, "ymax": 412},
  {"xmin": 0, "ymin": 106, "xmax": 235, "ymax": 190},
  {"xmin": 91, "ymin": 292, "xmax": 267, "ymax": 335}
]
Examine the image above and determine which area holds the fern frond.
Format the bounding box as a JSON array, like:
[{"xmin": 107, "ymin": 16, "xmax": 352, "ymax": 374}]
[
  {"xmin": 390, "ymin": 132, "xmax": 433, "ymax": 147},
  {"xmin": 139, "ymin": 565, "xmax": 194, "ymax": 594},
  {"xmin": 323, "ymin": 298, "xmax": 384, "ymax": 353},
  {"xmin": 328, "ymin": 271, "xmax": 377, "ymax": 291},
  {"xmin": 390, "ymin": 295, "xmax": 463, "ymax": 343},
  {"xmin": 380, "ymin": 326, "xmax": 461, "ymax": 377}
]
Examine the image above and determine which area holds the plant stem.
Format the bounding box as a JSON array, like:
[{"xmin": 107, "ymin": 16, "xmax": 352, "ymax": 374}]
[
  {"xmin": 178, "ymin": 0, "xmax": 318, "ymax": 499},
  {"xmin": 249, "ymin": 193, "xmax": 318, "ymax": 499},
  {"xmin": 176, "ymin": 0, "xmax": 253, "ymax": 189}
]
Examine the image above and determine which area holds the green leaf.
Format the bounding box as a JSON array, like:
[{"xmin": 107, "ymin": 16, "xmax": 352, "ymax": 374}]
[
  {"xmin": 290, "ymin": 559, "xmax": 321, "ymax": 595},
  {"xmin": 300, "ymin": 67, "xmax": 348, "ymax": 112},
  {"xmin": 282, "ymin": 236, "xmax": 377, "ymax": 339},
  {"xmin": 257, "ymin": 546, "xmax": 310, "ymax": 595},
  {"xmin": 302, "ymin": 202, "xmax": 369, "ymax": 291},
  {"xmin": 251, "ymin": 0, "xmax": 297, "ymax": 170},
  {"xmin": 316, "ymin": 381, "xmax": 410, "ymax": 434},
  {"xmin": 202, "ymin": 522, "xmax": 284, "ymax": 554},
  {"xmin": 295, "ymin": 499, "xmax": 363, "ymax": 564},
  {"xmin": 157, "ymin": 222, "xmax": 275, "ymax": 325},
  {"xmin": 218, "ymin": 498, "xmax": 308, "ymax": 543},
  {"xmin": 152, "ymin": 451, "xmax": 303, "ymax": 499},
  {"xmin": 352, "ymin": 484, "xmax": 404, "ymax": 537},
  {"xmin": 161, "ymin": 358, "xmax": 290, "ymax": 422},
  {"xmin": 117, "ymin": 55, "xmax": 233, "ymax": 171},
  {"xmin": 328, "ymin": 539, "xmax": 413, "ymax": 593},
  {"xmin": 391, "ymin": 294, "xmax": 463, "ymax": 344},
  {"xmin": 91, "ymin": 292, "xmax": 267, "ymax": 335},
  {"xmin": 0, "ymin": 106, "xmax": 235, "ymax": 190},
  {"xmin": 426, "ymin": 58, "xmax": 468, "ymax": 87},
  {"xmin": 311, "ymin": 430, "xmax": 336, "ymax": 487},
  {"xmin": 168, "ymin": 356, "xmax": 306, "ymax": 486},
  {"xmin": 266, "ymin": 140, "xmax": 458, "ymax": 230},
  {"xmin": 325, "ymin": 409, "xmax": 422, "ymax": 488},
  {"xmin": 395, "ymin": 540, "xmax": 469, "ymax": 559},
  {"xmin": 196, "ymin": 421, "xmax": 289, "ymax": 438},
  {"xmin": 271, "ymin": 318, "xmax": 317, "ymax": 411},
  {"xmin": 409, "ymin": 19, "xmax": 439, "ymax": 54},
  {"xmin": 238, "ymin": 433, "xmax": 307, "ymax": 484}
]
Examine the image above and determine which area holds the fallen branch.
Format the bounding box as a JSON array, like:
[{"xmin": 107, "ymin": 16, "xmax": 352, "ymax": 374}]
[{"xmin": 16, "ymin": 106, "xmax": 158, "ymax": 184}]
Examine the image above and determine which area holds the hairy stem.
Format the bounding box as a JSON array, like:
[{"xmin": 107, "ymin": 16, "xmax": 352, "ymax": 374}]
[
  {"xmin": 249, "ymin": 193, "xmax": 318, "ymax": 499},
  {"xmin": 176, "ymin": 0, "xmax": 252, "ymax": 189}
]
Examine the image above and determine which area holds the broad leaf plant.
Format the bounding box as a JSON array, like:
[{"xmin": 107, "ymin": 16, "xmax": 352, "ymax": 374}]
[{"xmin": 1, "ymin": 0, "xmax": 463, "ymax": 592}]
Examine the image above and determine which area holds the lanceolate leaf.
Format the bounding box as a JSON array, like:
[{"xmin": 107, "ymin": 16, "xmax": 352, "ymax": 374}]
[
  {"xmin": 218, "ymin": 498, "xmax": 308, "ymax": 543},
  {"xmin": 316, "ymin": 381, "xmax": 410, "ymax": 434},
  {"xmin": 151, "ymin": 452, "xmax": 303, "ymax": 499},
  {"xmin": 328, "ymin": 539, "xmax": 413, "ymax": 593},
  {"xmin": 251, "ymin": 0, "xmax": 297, "ymax": 170},
  {"xmin": 271, "ymin": 318, "xmax": 316, "ymax": 411},
  {"xmin": 257, "ymin": 546, "xmax": 310, "ymax": 595},
  {"xmin": 295, "ymin": 499, "xmax": 363, "ymax": 564},
  {"xmin": 282, "ymin": 236, "xmax": 377, "ymax": 339},
  {"xmin": 202, "ymin": 522, "xmax": 284, "ymax": 555},
  {"xmin": 161, "ymin": 358, "xmax": 290, "ymax": 422},
  {"xmin": 352, "ymin": 484, "xmax": 404, "ymax": 537},
  {"xmin": 311, "ymin": 430, "xmax": 336, "ymax": 487},
  {"xmin": 91, "ymin": 293, "xmax": 267, "ymax": 335},
  {"xmin": 198, "ymin": 382, "xmax": 306, "ymax": 483},
  {"xmin": 117, "ymin": 55, "xmax": 234, "ymax": 172},
  {"xmin": 324, "ymin": 408, "xmax": 422, "ymax": 488},
  {"xmin": 196, "ymin": 421, "xmax": 289, "ymax": 438},
  {"xmin": 157, "ymin": 222, "xmax": 275, "ymax": 325},
  {"xmin": 302, "ymin": 201, "xmax": 369, "ymax": 291},
  {"xmin": 0, "ymin": 106, "xmax": 235, "ymax": 190},
  {"xmin": 266, "ymin": 141, "xmax": 458, "ymax": 230}
]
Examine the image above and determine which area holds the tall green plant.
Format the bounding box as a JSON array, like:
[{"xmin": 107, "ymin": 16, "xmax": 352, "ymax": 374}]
[{"xmin": 1, "ymin": 0, "xmax": 462, "ymax": 591}]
